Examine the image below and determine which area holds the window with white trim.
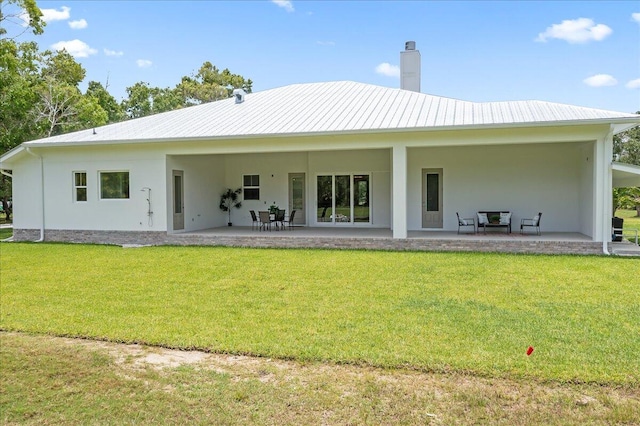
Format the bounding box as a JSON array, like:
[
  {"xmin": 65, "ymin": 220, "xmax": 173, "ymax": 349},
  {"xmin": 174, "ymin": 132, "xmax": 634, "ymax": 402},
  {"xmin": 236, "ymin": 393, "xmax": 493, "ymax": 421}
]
[
  {"xmin": 100, "ymin": 171, "xmax": 130, "ymax": 199},
  {"xmin": 73, "ymin": 171, "xmax": 87, "ymax": 202},
  {"xmin": 243, "ymin": 174, "xmax": 260, "ymax": 200}
]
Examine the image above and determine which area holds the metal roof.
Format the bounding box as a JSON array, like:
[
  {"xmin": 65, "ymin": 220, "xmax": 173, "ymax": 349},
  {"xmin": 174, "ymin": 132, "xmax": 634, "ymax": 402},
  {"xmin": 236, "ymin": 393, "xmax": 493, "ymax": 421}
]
[{"xmin": 20, "ymin": 80, "xmax": 640, "ymax": 146}]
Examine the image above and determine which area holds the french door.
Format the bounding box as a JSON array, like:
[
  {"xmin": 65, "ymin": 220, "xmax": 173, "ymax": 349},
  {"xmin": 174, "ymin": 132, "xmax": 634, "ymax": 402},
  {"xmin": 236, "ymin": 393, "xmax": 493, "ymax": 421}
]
[{"xmin": 316, "ymin": 174, "xmax": 370, "ymax": 224}]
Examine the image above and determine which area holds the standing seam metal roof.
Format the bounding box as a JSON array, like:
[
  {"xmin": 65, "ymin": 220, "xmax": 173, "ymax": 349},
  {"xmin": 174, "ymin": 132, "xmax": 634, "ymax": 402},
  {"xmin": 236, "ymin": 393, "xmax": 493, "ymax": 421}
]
[{"xmin": 23, "ymin": 80, "xmax": 640, "ymax": 146}]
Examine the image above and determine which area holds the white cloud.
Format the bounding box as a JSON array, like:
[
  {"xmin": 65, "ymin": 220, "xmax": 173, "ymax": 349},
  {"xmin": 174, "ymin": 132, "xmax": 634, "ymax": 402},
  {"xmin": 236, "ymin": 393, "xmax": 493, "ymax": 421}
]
[
  {"xmin": 632, "ymin": 13, "xmax": 640, "ymax": 24},
  {"xmin": 375, "ymin": 62, "xmax": 400, "ymax": 78},
  {"xmin": 535, "ymin": 18, "xmax": 612, "ymax": 43},
  {"xmin": 583, "ymin": 74, "xmax": 618, "ymax": 87},
  {"xmin": 51, "ymin": 39, "xmax": 97, "ymax": 58},
  {"xmin": 41, "ymin": 6, "xmax": 71, "ymax": 23},
  {"xmin": 626, "ymin": 78, "xmax": 640, "ymax": 89},
  {"xmin": 136, "ymin": 59, "xmax": 153, "ymax": 68},
  {"xmin": 18, "ymin": 10, "xmax": 31, "ymax": 27},
  {"xmin": 68, "ymin": 19, "xmax": 87, "ymax": 29},
  {"xmin": 317, "ymin": 41, "xmax": 336, "ymax": 46},
  {"xmin": 104, "ymin": 48, "xmax": 124, "ymax": 57},
  {"xmin": 272, "ymin": 0, "xmax": 294, "ymax": 13}
]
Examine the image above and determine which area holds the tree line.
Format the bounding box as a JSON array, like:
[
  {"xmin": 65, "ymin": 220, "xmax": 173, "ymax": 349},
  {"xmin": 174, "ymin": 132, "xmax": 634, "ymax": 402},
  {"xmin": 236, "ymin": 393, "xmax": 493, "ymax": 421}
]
[
  {"xmin": 0, "ymin": 0, "xmax": 252, "ymax": 216},
  {"xmin": 0, "ymin": 0, "xmax": 637, "ymax": 220}
]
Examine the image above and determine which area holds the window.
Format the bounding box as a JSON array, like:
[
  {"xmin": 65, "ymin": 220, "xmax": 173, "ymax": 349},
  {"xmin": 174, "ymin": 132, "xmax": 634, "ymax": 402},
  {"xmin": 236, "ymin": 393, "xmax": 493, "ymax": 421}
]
[
  {"xmin": 100, "ymin": 171, "xmax": 129, "ymax": 199},
  {"xmin": 243, "ymin": 174, "xmax": 260, "ymax": 200},
  {"xmin": 73, "ymin": 171, "xmax": 87, "ymax": 202}
]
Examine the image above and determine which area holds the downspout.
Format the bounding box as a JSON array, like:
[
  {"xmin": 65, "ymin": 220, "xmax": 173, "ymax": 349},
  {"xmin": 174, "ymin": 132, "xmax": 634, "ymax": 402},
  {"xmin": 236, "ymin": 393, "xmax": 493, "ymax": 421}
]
[{"xmin": 25, "ymin": 148, "xmax": 45, "ymax": 242}]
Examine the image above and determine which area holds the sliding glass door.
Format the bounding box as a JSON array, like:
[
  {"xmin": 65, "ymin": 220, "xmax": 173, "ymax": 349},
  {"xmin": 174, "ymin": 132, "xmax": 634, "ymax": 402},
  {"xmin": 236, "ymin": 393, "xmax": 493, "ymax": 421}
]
[{"xmin": 316, "ymin": 174, "xmax": 370, "ymax": 224}]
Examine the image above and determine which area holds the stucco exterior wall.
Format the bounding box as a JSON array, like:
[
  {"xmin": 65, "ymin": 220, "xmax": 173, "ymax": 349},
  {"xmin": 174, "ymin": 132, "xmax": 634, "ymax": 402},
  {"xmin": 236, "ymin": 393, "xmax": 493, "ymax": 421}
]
[
  {"xmin": 167, "ymin": 154, "xmax": 225, "ymax": 232},
  {"xmin": 579, "ymin": 143, "xmax": 595, "ymax": 237},
  {"xmin": 167, "ymin": 149, "xmax": 391, "ymax": 230},
  {"xmin": 11, "ymin": 155, "xmax": 42, "ymax": 230},
  {"xmin": 5, "ymin": 124, "xmax": 610, "ymax": 239},
  {"xmin": 407, "ymin": 142, "xmax": 588, "ymax": 232},
  {"xmin": 13, "ymin": 145, "xmax": 167, "ymax": 232},
  {"xmin": 223, "ymin": 151, "xmax": 309, "ymax": 226}
]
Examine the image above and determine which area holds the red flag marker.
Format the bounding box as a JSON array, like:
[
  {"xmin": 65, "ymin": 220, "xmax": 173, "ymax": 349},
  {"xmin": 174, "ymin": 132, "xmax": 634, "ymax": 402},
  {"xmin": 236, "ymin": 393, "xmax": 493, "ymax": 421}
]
[{"xmin": 526, "ymin": 346, "xmax": 534, "ymax": 356}]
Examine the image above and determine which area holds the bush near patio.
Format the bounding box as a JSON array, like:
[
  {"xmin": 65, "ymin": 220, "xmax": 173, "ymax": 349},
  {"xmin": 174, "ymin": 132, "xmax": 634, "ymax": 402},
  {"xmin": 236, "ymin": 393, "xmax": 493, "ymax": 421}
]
[{"xmin": 1, "ymin": 243, "xmax": 638, "ymax": 385}]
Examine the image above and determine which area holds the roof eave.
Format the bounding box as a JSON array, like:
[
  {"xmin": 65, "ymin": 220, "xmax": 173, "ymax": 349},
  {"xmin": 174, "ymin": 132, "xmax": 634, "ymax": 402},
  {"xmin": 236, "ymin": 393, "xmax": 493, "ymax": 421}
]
[
  {"xmin": 0, "ymin": 145, "xmax": 26, "ymax": 168},
  {"xmin": 18, "ymin": 116, "xmax": 640, "ymax": 149}
]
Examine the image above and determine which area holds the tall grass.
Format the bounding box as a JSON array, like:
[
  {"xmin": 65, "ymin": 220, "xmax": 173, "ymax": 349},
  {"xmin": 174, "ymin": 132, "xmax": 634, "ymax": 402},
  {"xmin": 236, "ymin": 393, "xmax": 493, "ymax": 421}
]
[{"xmin": 1, "ymin": 243, "xmax": 638, "ymax": 384}]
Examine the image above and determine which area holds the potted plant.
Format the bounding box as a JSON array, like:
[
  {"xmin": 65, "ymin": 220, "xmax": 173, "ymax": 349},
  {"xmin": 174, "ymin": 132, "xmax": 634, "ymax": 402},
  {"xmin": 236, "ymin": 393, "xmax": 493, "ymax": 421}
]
[
  {"xmin": 268, "ymin": 203, "xmax": 279, "ymax": 214},
  {"xmin": 219, "ymin": 188, "xmax": 242, "ymax": 226}
]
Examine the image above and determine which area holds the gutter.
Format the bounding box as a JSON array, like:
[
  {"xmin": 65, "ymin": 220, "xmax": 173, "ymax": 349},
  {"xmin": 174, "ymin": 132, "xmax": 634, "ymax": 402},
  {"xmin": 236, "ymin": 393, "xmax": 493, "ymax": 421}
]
[{"xmin": 25, "ymin": 148, "xmax": 45, "ymax": 242}]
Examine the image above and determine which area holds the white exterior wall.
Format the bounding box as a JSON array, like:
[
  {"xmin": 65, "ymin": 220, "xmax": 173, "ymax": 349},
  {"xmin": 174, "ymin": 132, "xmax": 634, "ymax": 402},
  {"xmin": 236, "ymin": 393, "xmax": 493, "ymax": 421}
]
[
  {"xmin": 13, "ymin": 145, "xmax": 167, "ymax": 232},
  {"xmin": 167, "ymin": 149, "xmax": 390, "ymax": 229},
  {"xmin": 167, "ymin": 154, "xmax": 225, "ymax": 232},
  {"xmin": 224, "ymin": 152, "xmax": 309, "ymax": 226},
  {"xmin": 407, "ymin": 142, "xmax": 587, "ymax": 232},
  {"xmin": 579, "ymin": 143, "xmax": 595, "ymax": 237},
  {"xmin": 11, "ymin": 155, "xmax": 42, "ymax": 230},
  {"xmin": 5, "ymin": 123, "xmax": 612, "ymax": 239}
]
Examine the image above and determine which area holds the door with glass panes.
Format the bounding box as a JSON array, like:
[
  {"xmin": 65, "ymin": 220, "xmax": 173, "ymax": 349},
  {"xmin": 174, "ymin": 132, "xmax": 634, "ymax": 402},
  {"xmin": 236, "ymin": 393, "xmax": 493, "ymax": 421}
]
[
  {"xmin": 288, "ymin": 173, "xmax": 306, "ymax": 225},
  {"xmin": 422, "ymin": 168, "xmax": 443, "ymax": 228},
  {"xmin": 316, "ymin": 174, "xmax": 370, "ymax": 224}
]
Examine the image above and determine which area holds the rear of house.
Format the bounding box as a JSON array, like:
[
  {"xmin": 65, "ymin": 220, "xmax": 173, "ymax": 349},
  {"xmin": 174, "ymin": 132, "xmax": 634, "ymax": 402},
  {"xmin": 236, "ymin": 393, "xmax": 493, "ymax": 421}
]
[{"xmin": 2, "ymin": 44, "xmax": 639, "ymax": 250}]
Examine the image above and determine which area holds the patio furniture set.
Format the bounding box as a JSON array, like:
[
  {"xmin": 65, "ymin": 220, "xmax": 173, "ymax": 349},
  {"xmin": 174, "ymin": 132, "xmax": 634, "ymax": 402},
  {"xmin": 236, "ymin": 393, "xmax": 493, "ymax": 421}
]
[
  {"xmin": 251, "ymin": 209, "xmax": 296, "ymax": 231},
  {"xmin": 457, "ymin": 211, "xmax": 542, "ymax": 235}
]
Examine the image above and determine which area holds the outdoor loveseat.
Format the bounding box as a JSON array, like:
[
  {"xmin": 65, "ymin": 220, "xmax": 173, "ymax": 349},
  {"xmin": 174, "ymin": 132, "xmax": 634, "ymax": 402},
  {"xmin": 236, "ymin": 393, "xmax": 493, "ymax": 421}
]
[{"xmin": 476, "ymin": 211, "xmax": 512, "ymax": 234}]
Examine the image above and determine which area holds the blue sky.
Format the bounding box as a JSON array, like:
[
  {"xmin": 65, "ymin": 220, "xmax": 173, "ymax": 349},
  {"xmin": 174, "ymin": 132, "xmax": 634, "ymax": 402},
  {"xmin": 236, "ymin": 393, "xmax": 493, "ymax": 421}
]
[{"xmin": 6, "ymin": 0, "xmax": 640, "ymax": 113}]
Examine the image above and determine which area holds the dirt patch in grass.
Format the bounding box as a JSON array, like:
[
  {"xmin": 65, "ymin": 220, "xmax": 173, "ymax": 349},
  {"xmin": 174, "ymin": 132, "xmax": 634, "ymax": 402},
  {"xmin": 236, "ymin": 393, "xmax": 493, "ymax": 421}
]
[{"xmin": 3, "ymin": 332, "xmax": 638, "ymax": 425}]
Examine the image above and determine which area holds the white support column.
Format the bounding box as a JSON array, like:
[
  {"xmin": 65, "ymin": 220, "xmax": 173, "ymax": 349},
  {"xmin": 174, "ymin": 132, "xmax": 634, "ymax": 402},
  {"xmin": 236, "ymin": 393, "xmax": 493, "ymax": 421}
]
[
  {"xmin": 392, "ymin": 144, "xmax": 408, "ymax": 239},
  {"xmin": 593, "ymin": 126, "xmax": 614, "ymax": 245},
  {"xmin": 602, "ymin": 127, "xmax": 614, "ymax": 251}
]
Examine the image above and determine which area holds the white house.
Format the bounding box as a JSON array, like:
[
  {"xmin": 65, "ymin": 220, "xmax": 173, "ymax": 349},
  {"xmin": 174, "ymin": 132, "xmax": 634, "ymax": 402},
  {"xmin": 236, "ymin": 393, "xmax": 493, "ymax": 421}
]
[{"xmin": 2, "ymin": 43, "xmax": 639, "ymax": 253}]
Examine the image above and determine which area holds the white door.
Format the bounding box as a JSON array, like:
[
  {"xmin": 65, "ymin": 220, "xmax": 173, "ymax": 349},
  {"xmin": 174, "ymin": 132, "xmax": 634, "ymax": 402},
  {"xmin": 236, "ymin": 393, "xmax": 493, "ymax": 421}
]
[
  {"xmin": 422, "ymin": 168, "xmax": 443, "ymax": 228},
  {"xmin": 172, "ymin": 170, "xmax": 184, "ymax": 231},
  {"xmin": 288, "ymin": 173, "xmax": 306, "ymax": 225}
]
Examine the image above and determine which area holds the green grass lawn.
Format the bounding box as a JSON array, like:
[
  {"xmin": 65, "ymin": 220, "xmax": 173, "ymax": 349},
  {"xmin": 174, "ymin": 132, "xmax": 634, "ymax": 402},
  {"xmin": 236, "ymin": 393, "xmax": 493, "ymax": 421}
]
[
  {"xmin": 616, "ymin": 209, "xmax": 640, "ymax": 241},
  {"xmin": 0, "ymin": 227, "xmax": 12, "ymax": 240},
  {"xmin": 1, "ymin": 243, "xmax": 638, "ymax": 385}
]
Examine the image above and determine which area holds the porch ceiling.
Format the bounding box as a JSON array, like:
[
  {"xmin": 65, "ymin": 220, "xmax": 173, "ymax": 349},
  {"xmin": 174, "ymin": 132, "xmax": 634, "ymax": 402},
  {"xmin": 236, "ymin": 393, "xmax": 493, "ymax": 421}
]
[{"xmin": 612, "ymin": 162, "xmax": 640, "ymax": 188}]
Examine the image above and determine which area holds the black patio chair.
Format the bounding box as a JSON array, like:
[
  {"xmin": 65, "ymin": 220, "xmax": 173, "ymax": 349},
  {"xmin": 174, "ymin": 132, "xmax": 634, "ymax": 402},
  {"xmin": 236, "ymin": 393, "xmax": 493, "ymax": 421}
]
[
  {"xmin": 275, "ymin": 209, "xmax": 286, "ymax": 230},
  {"xmin": 249, "ymin": 210, "xmax": 259, "ymax": 230},
  {"xmin": 282, "ymin": 210, "xmax": 296, "ymax": 230}
]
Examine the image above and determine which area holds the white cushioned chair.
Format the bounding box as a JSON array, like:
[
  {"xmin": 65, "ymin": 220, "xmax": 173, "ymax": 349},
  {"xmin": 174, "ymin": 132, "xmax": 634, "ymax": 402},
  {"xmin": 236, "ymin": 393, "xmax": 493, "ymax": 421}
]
[{"xmin": 457, "ymin": 212, "xmax": 476, "ymax": 234}]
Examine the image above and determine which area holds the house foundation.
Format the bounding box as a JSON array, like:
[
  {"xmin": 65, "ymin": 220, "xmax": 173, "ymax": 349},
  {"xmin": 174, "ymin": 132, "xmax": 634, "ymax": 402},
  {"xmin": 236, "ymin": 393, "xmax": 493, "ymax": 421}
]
[{"xmin": 13, "ymin": 228, "xmax": 610, "ymax": 255}]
